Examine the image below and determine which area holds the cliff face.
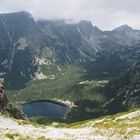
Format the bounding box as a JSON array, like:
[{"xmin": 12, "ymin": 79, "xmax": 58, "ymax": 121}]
[
  {"xmin": 0, "ymin": 82, "xmax": 8, "ymax": 112},
  {"xmin": 0, "ymin": 82, "xmax": 25, "ymax": 119},
  {"xmin": 104, "ymin": 61, "xmax": 140, "ymax": 114}
]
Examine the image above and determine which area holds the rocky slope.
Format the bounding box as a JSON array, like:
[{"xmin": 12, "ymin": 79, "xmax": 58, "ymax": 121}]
[
  {"xmin": 0, "ymin": 11, "xmax": 54, "ymax": 89},
  {"xmin": 105, "ymin": 61, "xmax": 140, "ymax": 114},
  {"xmin": 0, "ymin": 81, "xmax": 25, "ymax": 119},
  {"xmin": 0, "ymin": 109, "xmax": 140, "ymax": 140}
]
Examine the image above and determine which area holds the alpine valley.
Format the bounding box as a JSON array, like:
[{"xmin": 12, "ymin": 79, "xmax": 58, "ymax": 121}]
[{"xmin": 0, "ymin": 11, "xmax": 140, "ymax": 125}]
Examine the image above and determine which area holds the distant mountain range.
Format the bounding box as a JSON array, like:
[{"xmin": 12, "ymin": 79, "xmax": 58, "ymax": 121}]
[{"xmin": 0, "ymin": 11, "xmax": 140, "ymax": 121}]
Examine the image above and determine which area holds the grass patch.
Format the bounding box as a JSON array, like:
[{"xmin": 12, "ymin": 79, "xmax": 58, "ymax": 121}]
[{"xmin": 5, "ymin": 133, "xmax": 14, "ymax": 139}]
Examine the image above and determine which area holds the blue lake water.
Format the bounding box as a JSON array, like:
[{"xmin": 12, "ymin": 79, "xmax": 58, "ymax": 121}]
[{"xmin": 21, "ymin": 101, "xmax": 68, "ymax": 118}]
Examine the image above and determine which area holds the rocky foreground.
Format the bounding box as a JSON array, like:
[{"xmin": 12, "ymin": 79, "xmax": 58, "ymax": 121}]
[
  {"xmin": 0, "ymin": 109, "xmax": 140, "ymax": 140},
  {"xmin": 0, "ymin": 82, "xmax": 25, "ymax": 119}
]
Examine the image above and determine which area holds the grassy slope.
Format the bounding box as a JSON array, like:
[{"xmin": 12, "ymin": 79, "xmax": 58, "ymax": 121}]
[
  {"xmin": 6, "ymin": 63, "xmax": 108, "ymax": 122},
  {"xmin": 7, "ymin": 63, "xmax": 108, "ymax": 106},
  {"xmin": 1, "ymin": 108, "xmax": 140, "ymax": 140},
  {"xmin": 66, "ymin": 108, "xmax": 140, "ymax": 139},
  {"xmin": 7, "ymin": 64, "xmax": 85, "ymax": 102}
]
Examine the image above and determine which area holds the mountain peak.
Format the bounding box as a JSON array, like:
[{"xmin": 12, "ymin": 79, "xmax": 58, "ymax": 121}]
[
  {"xmin": 113, "ymin": 24, "xmax": 133, "ymax": 32},
  {"xmin": 78, "ymin": 20, "xmax": 94, "ymax": 36},
  {"xmin": 78, "ymin": 20, "xmax": 93, "ymax": 28},
  {"xmin": 0, "ymin": 11, "xmax": 31, "ymax": 17}
]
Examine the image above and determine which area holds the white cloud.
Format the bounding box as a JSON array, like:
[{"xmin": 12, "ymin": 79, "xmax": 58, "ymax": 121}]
[{"xmin": 0, "ymin": 0, "xmax": 140, "ymax": 30}]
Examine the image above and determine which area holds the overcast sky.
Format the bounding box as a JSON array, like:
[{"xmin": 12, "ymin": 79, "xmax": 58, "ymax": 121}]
[{"xmin": 0, "ymin": 0, "xmax": 140, "ymax": 30}]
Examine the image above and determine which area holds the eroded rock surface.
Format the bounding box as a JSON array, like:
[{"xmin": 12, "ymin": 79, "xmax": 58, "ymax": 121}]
[{"xmin": 0, "ymin": 82, "xmax": 25, "ymax": 119}]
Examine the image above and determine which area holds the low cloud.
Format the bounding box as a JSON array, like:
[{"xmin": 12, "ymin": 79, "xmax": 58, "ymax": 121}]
[{"xmin": 0, "ymin": 0, "xmax": 140, "ymax": 30}]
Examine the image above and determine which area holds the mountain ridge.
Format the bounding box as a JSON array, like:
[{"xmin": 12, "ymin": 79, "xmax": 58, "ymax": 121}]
[{"xmin": 0, "ymin": 11, "xmax": 140, "ymax": 121}]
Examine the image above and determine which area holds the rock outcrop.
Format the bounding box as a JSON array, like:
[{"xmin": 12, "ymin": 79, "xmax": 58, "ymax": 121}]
[{"xmin": 0, "ymin": 82, "xmax": 25, "ymax": 119}]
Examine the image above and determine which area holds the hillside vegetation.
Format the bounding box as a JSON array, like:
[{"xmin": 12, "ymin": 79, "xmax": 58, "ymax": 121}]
[{"xmin": 0, "ymin": 108, "xmax": 140, "ymax": 140}]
